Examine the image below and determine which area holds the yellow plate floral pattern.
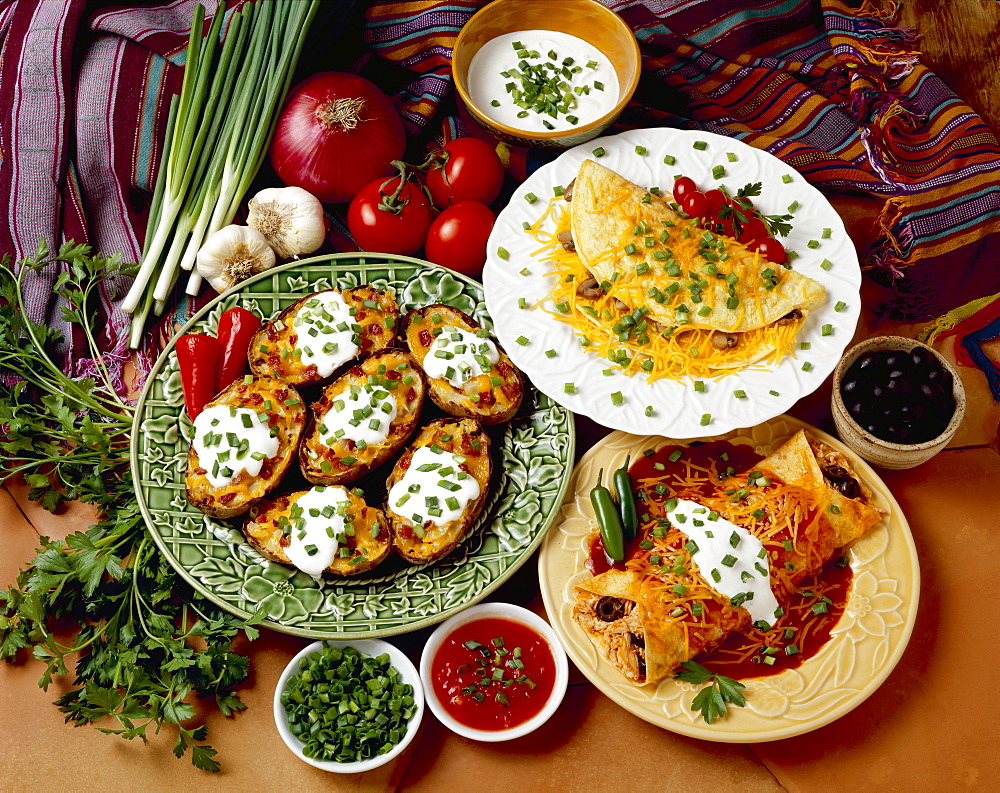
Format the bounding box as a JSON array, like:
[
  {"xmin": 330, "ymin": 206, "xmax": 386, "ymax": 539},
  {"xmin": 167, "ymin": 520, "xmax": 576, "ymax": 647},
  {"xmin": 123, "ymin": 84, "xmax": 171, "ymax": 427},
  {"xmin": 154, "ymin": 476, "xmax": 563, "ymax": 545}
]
[{"xmin": 538, "ymin": 415, "xmax": 918, "ymax": 742}]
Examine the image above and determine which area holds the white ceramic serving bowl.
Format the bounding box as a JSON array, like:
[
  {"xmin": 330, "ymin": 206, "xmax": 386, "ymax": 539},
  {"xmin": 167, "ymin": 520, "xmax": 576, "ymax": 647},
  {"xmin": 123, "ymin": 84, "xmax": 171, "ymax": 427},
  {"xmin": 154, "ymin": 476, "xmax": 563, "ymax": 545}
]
[
  {"xmin": 420, "ymin": 602, "xmax": 569, "ymax": 742},
  {"xmin": 831, "ymin": 335, "xmax": 966, "ymax": 469},
  {"xmin": 273, "ymin": 638, "xmax": 424, "ymax": 773}
]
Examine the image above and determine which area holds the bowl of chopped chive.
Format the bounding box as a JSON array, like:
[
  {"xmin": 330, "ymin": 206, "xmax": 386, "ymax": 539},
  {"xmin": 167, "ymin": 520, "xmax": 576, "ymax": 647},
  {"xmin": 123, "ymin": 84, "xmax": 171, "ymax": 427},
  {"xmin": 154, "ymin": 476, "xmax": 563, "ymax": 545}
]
[
  {"xmin": 420, "ymin": 602, "xmax": 569, "ymax": 741},
  {"xmin": 831, "ymin": 335, "xmax": 966, "ymax": 469},
  {"xmin": 274, "ymin": 639, "xmax": 424, "ymax": 773},
  {"xmin": 452, "ymin": 0, "xmax": 640, "ymax": 148}
]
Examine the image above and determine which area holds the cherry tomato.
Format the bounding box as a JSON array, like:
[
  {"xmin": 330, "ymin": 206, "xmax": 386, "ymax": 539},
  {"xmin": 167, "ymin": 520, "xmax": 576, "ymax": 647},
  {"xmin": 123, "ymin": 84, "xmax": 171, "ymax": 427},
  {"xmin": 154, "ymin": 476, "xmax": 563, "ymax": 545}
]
[
  {"xmin": 424, "ymin": 201, "xmax": 496, "ymax": 279},
  {"xmin": 704, "ymin": 189, "xmax": 728, "ymax": 216},
  {"xmin": 738, "ymin": 216, "xmax": 770, "ymax": 246},
  {"xmin": 672, "ymin": 176, "xmax": 697, "ymax": 201},
  {"xmin": 347, "ymin": 176, "xmax": 433, "ymax": 256},
  {"xmin": 748, "ymin": 236, "xmax": 787, "ymax": 265},
  {"xmin": 425, "ymin": 137, "xmax": 505, "ymax": 208},
  {"xmin": 681, "ymin": 190, "xmax": 709, "ymax": 218}
]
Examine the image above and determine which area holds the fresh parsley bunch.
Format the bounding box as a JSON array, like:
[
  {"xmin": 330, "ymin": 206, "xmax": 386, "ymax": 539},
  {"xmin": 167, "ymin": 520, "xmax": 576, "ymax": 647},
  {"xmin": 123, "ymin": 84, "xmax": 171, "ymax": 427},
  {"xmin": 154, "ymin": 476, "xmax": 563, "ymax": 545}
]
[{"xmin": 0, "ymin": 241, "xmax": 260, "ymax": 771}]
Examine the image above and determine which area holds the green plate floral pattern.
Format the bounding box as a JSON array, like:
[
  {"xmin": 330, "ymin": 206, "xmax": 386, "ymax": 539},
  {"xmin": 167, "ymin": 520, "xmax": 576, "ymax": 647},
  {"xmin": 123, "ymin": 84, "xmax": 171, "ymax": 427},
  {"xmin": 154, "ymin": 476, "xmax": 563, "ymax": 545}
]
[{"xmin": 131, "ymin": 253, "xmax": 575, "ymax": 638}]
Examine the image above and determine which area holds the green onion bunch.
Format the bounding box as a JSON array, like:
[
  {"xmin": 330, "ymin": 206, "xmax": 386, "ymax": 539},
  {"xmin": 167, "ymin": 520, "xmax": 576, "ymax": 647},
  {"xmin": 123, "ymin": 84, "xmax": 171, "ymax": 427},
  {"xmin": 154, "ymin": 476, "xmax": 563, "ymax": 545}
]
[
  {"xmin": 122, "ymin": 0, "xmax": 319, "ymax": 347},
  {"xmin": 281, "ymin": 645, "xmax": 417, "ymax": 763}
]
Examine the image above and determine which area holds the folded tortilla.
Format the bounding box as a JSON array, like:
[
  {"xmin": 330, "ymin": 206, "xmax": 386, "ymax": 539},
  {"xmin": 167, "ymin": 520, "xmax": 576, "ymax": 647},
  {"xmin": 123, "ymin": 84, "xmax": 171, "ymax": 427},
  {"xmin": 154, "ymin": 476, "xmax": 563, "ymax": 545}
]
[
  {"xmin": 572, "ymin": 430, "xmax": 882, "ymax": 685},
  {"xmin": 569, "ymin": 160, "xmax": 826, "ymax": 345}
]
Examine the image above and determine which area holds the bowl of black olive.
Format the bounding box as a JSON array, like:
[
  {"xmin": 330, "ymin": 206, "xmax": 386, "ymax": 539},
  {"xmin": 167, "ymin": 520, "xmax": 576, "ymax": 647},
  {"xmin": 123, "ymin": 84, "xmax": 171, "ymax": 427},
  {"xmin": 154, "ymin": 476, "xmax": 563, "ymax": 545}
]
[{"xmin": 831, "ymin": 335, "xmax": 966, "ymax": 469}]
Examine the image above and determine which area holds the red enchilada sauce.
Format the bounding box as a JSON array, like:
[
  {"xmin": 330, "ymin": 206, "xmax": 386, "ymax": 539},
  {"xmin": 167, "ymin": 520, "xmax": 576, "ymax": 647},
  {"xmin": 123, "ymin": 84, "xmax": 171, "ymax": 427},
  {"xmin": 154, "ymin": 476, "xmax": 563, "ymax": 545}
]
[
  {"xmin": 431, "ymin": 617, "xmax": 556, "ymax": 731},
  {"xmin": 585, "ymin": 441, "xmax": 855, "ymax": 680}
]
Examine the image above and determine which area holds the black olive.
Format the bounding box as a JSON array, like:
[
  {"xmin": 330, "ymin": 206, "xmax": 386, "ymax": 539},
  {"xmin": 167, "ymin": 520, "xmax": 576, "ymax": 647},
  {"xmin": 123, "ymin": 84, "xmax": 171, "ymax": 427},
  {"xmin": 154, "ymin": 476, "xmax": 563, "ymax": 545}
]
[
  {"xmin": 910, "ymin": 347, "xmax": 930, "ymax": 368},
  {"xmin": 884, "ymin": 353, "xmax": 911, "ymax": 371},
  {"xmin": 595, "ymin": 596, "xmax": 626, "ymax": 623},
  {"xmin": 887, "ymin": 368, "xmax": 906, "ymax": 380},
  {"xmin": 856, "ymin": 352, "xmax": 881, "ymax": 372},
  {"xmin": 886, "ymin": 424, "xmax": 910, "ymax": 442},
  {"xmin": 841, "ymin": 378, "xmax": 861, "ymax": 396},
  {"xmin": 918, "ymin": 382, "xmax": 939, "ymax": 400},
  {"xmin": 885, "ymin": 378, "xmax": 912, "ymax": 397},
  {"xmin": 898, "ymin": 402, "xmax": 924, "ymax": 421},
  {"xmin": 629, "ymin": 632, "xmax": 645, "ymax": 648}
]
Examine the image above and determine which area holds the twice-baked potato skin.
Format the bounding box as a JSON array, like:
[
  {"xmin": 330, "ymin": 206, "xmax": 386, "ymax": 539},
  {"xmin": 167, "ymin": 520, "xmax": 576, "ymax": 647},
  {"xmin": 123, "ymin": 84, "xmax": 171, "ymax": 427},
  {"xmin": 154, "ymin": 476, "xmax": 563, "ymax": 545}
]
[
  {"xmin": 243, "ymin": 486, "xmax": 391, "ymax": 576},
  {"xmin": 403, "ymin": 305, "xmax": 524, "ymax": 425},
  {"xmin": 299, "ymin": 348, "xmax": 426, "ymax": 486},
  {"xmin": 385, "ymin": 417, "xmax": 492, "ymax": 564},
  {"xmin": 248, "ymin": 287, "xmax": 399, "ymax": 387},
  {"xmin": 185, "ymin": 376, "xmax": 306, "ymax": 519}
]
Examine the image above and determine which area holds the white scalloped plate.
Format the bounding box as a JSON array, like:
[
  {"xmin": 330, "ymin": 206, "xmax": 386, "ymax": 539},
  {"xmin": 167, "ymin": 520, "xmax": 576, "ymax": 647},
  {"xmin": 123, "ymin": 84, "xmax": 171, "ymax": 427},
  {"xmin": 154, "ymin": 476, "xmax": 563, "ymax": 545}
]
[
  {"xmin": 538, "ymin": 415, "xmax": 918, "ymax": 742},
  {"xmin": 483, "ymin": 128, "xmax": 861, "ymax": 438}
]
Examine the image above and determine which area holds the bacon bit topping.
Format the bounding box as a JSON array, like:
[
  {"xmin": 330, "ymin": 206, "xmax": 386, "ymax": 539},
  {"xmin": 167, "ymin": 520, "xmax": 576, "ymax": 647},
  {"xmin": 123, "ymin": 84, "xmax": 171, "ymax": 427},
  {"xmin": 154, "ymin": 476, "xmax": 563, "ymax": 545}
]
[{"xmin": 419, "ymin": 330, "xmax": 433, "ymax": 347}]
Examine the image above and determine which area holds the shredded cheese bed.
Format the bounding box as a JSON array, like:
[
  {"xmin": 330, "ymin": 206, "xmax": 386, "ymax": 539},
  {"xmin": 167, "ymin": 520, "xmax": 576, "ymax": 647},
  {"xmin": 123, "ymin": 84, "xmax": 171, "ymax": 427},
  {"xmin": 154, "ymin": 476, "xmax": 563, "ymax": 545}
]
[{"xmin": 526, "ymin": 196, "xmax": 805, "ymax": 382}]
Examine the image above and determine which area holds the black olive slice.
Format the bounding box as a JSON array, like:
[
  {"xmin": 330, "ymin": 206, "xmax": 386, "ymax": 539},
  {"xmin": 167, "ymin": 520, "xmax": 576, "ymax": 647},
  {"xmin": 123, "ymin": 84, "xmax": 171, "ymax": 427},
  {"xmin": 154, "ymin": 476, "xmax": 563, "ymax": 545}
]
[{"xmin": 595, "ymin": 596, "xmax": 627, "ymax": 622}]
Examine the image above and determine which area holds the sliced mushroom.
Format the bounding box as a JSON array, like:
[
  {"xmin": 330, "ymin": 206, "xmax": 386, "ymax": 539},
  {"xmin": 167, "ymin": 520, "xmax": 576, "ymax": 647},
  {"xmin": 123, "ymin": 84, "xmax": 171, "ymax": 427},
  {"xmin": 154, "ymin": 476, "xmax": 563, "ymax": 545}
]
[
  {"xmin": 776, "ymin": 309, "xmax": 803, "ymax": 325},
  {"xmin": 712, "ymin": 331, "xmax": 739, "ymax": 350},
  {"xmin": 613, "ymin": 298, "xmax": 629, "ymax": 313},
  {"xmin": 557, "ymin": 230, "xmax": 575, "ymax": 251},
  {"xmin": 576, "ymin": 276, "xmax": 603, "ymax": 300},
  {"xmin": 563, "ymin": 178, "xmax": 575, "ymax": 202}
]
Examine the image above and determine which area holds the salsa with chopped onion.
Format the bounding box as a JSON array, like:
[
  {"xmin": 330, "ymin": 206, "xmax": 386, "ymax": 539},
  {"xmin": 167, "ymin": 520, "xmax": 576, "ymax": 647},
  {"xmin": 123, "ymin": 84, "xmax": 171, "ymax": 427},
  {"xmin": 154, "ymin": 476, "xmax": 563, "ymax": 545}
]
[{"xmin": 430, "ymin": 617, "xmax": 556, "ymax": 731}]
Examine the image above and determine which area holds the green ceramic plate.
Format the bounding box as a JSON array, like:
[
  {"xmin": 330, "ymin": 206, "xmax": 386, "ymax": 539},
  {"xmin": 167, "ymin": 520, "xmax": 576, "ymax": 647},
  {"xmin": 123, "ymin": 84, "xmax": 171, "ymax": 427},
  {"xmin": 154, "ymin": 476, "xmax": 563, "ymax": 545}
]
[{"xmin": 131, "ymin": 253, "xmax": 575, "ymax": 638}]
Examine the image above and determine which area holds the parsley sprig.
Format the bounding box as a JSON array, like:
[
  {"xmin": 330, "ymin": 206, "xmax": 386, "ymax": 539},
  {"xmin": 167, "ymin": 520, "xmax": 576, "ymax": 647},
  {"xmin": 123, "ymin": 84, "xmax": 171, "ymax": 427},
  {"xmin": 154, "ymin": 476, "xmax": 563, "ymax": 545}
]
[
  {"xmin": 0, "ymin": 241, "xmax": 261, "ymax": 771},
  {"xmin": 717, "ymin": 183, "xmax": 794, "ymax": 239},
  {"xmin": 674, "ymin": 660, "xmax": 747, "ymax": 723}
]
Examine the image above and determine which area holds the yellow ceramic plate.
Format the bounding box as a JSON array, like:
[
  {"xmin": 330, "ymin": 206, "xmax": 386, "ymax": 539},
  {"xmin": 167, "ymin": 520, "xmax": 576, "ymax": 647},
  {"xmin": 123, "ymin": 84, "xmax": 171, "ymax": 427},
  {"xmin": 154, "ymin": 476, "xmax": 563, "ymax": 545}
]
[{"xmin": 538, "ymin": 415, "xmax": 918, "ymax": 742}]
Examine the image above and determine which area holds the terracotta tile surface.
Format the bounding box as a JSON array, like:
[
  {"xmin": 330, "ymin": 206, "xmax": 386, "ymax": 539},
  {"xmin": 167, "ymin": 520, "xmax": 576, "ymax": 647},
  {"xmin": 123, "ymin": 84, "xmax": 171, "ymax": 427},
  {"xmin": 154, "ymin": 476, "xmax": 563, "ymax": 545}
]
[{"xmin": 751, "ymin": 448, "xmax": 1000, "ymax": 792}]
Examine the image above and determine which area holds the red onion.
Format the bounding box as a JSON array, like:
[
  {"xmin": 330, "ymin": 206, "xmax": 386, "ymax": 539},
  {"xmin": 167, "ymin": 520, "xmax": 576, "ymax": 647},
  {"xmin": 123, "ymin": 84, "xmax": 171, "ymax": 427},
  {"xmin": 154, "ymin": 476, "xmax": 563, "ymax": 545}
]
[{"xmin": 269, "ymin": 72, "xmax": 406, "ymax": 204}]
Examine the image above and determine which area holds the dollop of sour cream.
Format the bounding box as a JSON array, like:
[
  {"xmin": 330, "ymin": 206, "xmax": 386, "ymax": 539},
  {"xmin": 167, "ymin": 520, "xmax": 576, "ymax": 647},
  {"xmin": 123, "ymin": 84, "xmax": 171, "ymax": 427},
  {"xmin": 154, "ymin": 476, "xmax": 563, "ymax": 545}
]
[
  {"xmin": 467, "ymin": 30, "xmax": 619, "ymax": 133},
  {"xmin": 317, "ymin": 382, "xmax": 398, "ymax": 449},
  {"xmin": 284, "ymin": 486, "xmax": 352, "ymax": 579},
  {"xmin": 387, "ymin": 446, "xmax": 481, "ymax": 529},
  {"xmin": 192, "ymin": 404, "xmax": 279, "ymax": 488},
  {"xmin": 291, "ymin": 292, "xmax": 361, "ymax": 378},
  {"xmin": 421, "ymin": 325, "xmax": 499, "ymax": 389},
  {"xmin": 667, "ymin": 498, "xmax": 781, "ymax": 626}
]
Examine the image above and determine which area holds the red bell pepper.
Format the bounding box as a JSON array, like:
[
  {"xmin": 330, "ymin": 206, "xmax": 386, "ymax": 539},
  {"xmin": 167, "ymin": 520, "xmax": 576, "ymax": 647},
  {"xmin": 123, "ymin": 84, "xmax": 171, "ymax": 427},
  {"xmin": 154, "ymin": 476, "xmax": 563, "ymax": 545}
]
[
  {"xmin": 176, "ymin": 333, "xmax": 221, "ymax": 419},
  {"xmin": 215, "ymin": 306, "xmax": 261, "ymax": 392}
]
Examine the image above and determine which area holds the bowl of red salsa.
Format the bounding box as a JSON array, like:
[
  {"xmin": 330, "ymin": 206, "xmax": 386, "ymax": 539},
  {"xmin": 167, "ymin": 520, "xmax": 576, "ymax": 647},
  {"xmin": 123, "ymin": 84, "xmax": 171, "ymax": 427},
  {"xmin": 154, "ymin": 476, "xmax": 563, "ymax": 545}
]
[{"xmin": 420, "ymin": 602, "xmax": 568, "ymax": 741}]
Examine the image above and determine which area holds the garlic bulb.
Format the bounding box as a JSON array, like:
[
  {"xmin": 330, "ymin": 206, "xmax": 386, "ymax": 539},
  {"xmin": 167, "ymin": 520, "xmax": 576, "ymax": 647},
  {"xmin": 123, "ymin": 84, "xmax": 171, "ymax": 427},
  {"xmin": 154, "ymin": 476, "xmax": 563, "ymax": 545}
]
[
  {"xmin": 196, "ymin": 225, "xmax": 276, "ymax": 294},
  {"xmin": 247, "ymin": 186, "xmax": 325, "ymax": 259}
]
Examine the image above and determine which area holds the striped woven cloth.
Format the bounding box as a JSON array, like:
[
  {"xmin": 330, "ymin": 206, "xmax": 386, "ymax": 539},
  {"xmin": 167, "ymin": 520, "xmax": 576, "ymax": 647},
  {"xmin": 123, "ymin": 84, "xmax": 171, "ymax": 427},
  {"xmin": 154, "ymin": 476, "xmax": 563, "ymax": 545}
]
[
  {"xmin": 2, "ymin": 0, "xmax": 999, "ymax": 386},
  {"xmin": 366, "ymin": 0, "xmax": 1000, "ymax": 319}
]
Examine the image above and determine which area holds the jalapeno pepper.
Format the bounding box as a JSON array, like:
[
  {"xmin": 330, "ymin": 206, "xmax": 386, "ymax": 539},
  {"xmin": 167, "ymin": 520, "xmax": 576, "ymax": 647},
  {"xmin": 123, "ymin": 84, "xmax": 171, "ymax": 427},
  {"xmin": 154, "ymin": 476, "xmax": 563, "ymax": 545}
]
[
  {"xmin": 591, "ymin": 469, "xmax": 625, "ymax": 561},
  {"xmin": 215, "ymin": 306, "xmax": 261, "ymax": 392},
  {"xmin": 176, "ymin": 333, "xmax": 221, "ymax": 419},
  {"xmin": 613, "ymin": 456, "xmax": 638, "ymax": 541}
]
